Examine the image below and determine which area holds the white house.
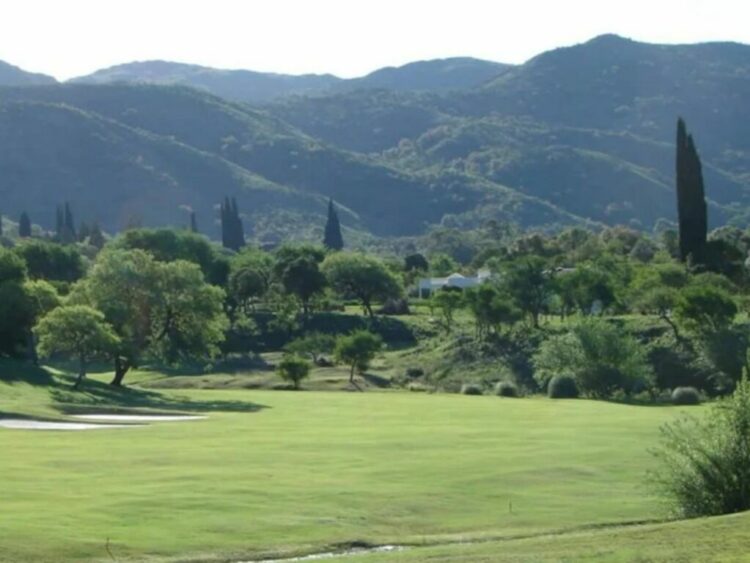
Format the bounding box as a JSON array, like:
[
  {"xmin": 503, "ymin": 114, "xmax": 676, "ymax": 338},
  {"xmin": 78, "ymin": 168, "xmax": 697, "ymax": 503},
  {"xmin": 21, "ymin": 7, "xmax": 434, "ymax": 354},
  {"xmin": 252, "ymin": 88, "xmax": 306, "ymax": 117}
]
[{"xmin": 417, "ymin": 269, "xmax": 492, "ymax": 298}]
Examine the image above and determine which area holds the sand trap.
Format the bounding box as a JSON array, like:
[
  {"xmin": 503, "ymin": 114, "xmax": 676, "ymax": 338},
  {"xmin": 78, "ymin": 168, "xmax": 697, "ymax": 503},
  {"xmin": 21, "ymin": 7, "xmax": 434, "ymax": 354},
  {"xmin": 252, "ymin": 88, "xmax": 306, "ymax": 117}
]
[
  {"xmin": 72, "ymin": 414, "xmax": 206, "ymax": 422},
  {"xmin": 0, "ymin": 419, "xmax": 138, "ymax": 431},
  {"xmin": 244, "ymin": 546, "xmax": 403, "ymax": 562}
]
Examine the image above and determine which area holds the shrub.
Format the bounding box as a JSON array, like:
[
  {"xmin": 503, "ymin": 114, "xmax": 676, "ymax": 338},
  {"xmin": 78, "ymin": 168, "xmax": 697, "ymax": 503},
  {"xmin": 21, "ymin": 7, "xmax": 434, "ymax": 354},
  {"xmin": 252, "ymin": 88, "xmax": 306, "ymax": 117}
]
[
  {"xmin": 276, "ymin": 355, "xmax": 311, "ymax": 390},
  {"xmin": 652, "ymin": 376, "xmax": 750, "ymax": 517},
  {"xmin": 460, "ymin": 383, "xmax": 483, "ymax": 396},
  {"xmin": 495, "ymin": 381, "xmax": 519, "ymax": 397},
  {"xmin": 533, "ymin": 319, "xmax": 653, "ymax": 398},
  {"xmin": 548, "ymin": 375, "xmax": 579, "ymax": 399},
  {"xmin": 406, "ymin": 367, "xmax": 424, "ymax": 379},
  {"xmin": 671, "ymin": 387, "xmax": 701, "ymax": 405}
]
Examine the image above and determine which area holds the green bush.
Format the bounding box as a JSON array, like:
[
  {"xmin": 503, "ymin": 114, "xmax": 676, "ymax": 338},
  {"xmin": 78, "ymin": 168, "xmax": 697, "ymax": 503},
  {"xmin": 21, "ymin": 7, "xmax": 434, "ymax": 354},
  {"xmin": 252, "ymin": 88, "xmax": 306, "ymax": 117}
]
[
  {"xmin": 495, "ymin": 381, "xmax": 519, "ymax": 397},
  {"xmin": 671, "ymin": 387, "xmax": 701, "ymax": 405},
  {"xmin": 460, "ymin": 383, "xmax": 483, "ymax": 396},
  {"xmin": 652, "ymin": 376, "xmax": 750, "ymax": 517},
  {"xmin": 548, "ymin": 375, "xmax": 579, "ymax": 399},
  {"xmin": 276, "ymin": 355, "xmax": 311, "ymax": 390}
]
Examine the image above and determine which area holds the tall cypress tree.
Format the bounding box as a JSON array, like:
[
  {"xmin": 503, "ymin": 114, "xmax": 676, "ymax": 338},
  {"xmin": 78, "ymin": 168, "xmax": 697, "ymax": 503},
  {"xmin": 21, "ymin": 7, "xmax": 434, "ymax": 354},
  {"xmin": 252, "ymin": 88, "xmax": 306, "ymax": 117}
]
[
  {"xmin": 676, "ymin": 118, "xmax": 708, "ymax": 263},
  {"xmin": 220, "ymin": 197, "xmax": 244, "ymax": 250},
  {"xmin": 55, "ymin": 204, "xmax": 64, "ymax": 238},
  {"xmin": 323, "ymin": 198, "xmax": 344, "ymax": 251},
  {"xmin": 19, "ymin": 212, "xmax": 31, "ymax": 238},
  {"xmin": 190, "ymin": 211, "xmax": 198, "ymax": 234},
  {"xmin": 231, "ymin": 197, "xmax": 245, "ymax": 249},
  {"xmin": 64, "ymin": 202, "xmax": 76, "ymax": 240}
]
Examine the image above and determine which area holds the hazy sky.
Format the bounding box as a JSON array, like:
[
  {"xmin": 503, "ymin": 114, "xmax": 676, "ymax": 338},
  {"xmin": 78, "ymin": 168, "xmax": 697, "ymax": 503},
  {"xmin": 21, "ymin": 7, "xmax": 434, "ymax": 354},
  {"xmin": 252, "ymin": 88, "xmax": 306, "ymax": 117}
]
[{"xmin": 1, "ymin": 0, "xmax": 748, "ymax": 80}]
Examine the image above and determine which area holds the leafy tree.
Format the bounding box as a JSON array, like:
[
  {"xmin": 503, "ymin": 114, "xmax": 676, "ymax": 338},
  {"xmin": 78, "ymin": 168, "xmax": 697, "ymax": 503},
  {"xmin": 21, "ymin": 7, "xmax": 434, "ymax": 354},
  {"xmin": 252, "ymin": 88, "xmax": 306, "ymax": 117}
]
[
  {"xmin": 533, "ymin": 319, "xmax": 652, "ymax": 398},
  {"xmin": 431, "ymin": 288, "xmax": 463, "ymax": 333},
  {"xmin": 34, "ymin": 305, "xmax": 120, "ymax": 390},
  {"xmin": 464, "ymin": 284, "xmax": 521, "ymax": 338},
  {"xmin": 556, "ymin": 264, "xmax": 617, "ymax": 315},
  {"xmin": 675, "ymin": 285, "xmax": 737, "ymax": 335},
  {"xmin": 334, "ymin": 330, "xmax": 382, "ymax": 383},
  {"xmin": 24, "ymin": 280, "xmax": 61, "ymax": 363},
  {"xmin": 652, "ymin": 375, "xmax": 750, "ymax": 517},
  {"xmin": 14, "ymin": 240, "xmax": 85, "ymax": 283},
  {"xmin": 676, "ymin": 118, "xmax": 708, "ymax": 262},
  {"xmin": 89, "ymin": 223, "xmax": 106, "ymax": 249},
  {"xmin": 276, "ymin": 355, "xmax": 311, "ymax": 390},
  {"xmin": 73, "ymin": 249, "xmax": 228, "ymax": 386},
  {"xmin": 273, "ymin": 244, "xmax": 327, "ymax": 316},
  {"xmin": 0, "ymin": 248, "xmax": 33, "ymax": 357},
  {"xmin": 404, "ymin": 253, "xmax": 429, "ymax": 272},
  {"xmin": 18, "ymin": 211, "xmax": 31, "ymax": 238},
  {"xmin": 429, "ymin": 253, "xmax": 459, "ymax": 276},
  {"xmin": 228, "ymin": 247, "xmax": 273, "ymax": 313},
  {"xmin": 502, "ymin": 257, "xmax": 554, "ymax": 327},
  {"xmin": 322, "ymin": 252, "xmax": 402, "ymax": 317},
  {"xmin": 285, "ymin": 332, "xmax": 335, "ymax": 363},
  {"xmin": 115, "ymin": 228, "xmax": 230, "ymax": 286},
  {"xmin": 323, "ymin": 198, "xmax": 344, "ymax": 251}
]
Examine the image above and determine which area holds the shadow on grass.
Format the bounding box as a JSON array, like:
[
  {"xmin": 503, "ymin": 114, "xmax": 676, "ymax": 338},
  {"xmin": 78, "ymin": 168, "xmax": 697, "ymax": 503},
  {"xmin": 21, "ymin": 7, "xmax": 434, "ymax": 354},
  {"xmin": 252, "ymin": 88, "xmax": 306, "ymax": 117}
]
[
  {"xmin": 50, "ymin": 376, "xmax": 269, "ymax": 415},
  {"xmin": 0, "ymin": 359, "xmax": 55, "ymax": 386}
]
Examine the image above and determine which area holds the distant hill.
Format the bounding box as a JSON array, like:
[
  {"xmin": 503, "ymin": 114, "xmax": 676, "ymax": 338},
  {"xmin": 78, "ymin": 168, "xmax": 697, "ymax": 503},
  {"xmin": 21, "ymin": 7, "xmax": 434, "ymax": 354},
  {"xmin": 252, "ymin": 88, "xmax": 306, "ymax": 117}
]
[
  {"xmin": 341, "ymin": 57, "xmax": 511, "ymax": 93},
  {"xmin": 2, "ymin": 35, "xmax": 750, "ymax": 239},
  {"xmin": 0, "ymin": 84, "xmax": 582, "ymax": 241},
  {"xmin": 71, "ymin": 60, "xmax": 341, "ymax": 103},
  {"xmin": 267, "ymin": 35, "xmax": 750, "ymax": 229},
  {"xmin": 0, "ymin": 61, "xmax": 56, "ymax": 86},
  {"xmin": 70, "ymin": 57, "xmax": 510, "ymax": 103}
]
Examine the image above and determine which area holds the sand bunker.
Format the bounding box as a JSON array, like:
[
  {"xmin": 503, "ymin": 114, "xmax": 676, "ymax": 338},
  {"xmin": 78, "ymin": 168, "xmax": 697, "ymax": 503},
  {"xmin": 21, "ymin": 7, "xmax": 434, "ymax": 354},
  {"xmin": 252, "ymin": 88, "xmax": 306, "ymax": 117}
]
[
  {"xmin": 73, "ymin": 414, "xmax": 206, "ymax": 422},
  {"xmin": 0, "ymin": 413, "xmax": 205, "ymax": 431},
  {"xmin": 0, "ymin": 419, "xmax": 137, "ymax": 430}
]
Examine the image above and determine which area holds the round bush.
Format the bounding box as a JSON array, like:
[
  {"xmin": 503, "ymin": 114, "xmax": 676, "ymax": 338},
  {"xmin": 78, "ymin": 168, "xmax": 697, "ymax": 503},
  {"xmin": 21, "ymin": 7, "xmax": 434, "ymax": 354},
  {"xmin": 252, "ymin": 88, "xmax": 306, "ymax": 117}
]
[
  {"xmin": 495, "ymin": 381, "xmax": 519, "ymax": 398},
  {"xmin": 460, "ymin": 383, "xmax": 483, "ymax": 396},
  {"xmin": 672, "ymin": 386, "xmax": 701, "ymax": 405},
  {"xmin": 548, "ymin": 375, "xmax": 579, "ymax": 399}
]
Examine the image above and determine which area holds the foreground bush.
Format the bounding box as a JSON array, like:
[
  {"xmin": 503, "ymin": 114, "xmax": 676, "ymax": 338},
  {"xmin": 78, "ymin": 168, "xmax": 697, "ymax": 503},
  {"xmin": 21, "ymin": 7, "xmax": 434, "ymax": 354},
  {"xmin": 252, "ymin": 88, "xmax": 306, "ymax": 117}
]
[
  {"xmin": 460, "ymin": 383, "xmax": 483, "ymax": 396},
  {"xmin": 495, "ymin": 381, "xmax": 519, "ymax": 397},
  {"xmin": 548, "ymin": 375, "xmax": 579, "ymax": 399},
  {"xmin": 652, "ymin": 376, "xmax": 750, "ymax": 518},
  {"xmin": 672, "ymin": 386, "xmax": 701, "ymax": 405}
]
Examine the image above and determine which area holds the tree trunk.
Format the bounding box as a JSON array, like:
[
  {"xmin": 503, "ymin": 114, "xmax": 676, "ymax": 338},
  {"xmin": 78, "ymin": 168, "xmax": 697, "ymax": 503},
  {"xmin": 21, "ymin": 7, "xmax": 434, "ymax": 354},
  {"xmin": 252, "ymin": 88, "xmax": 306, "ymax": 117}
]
[
  {"xmin": 73, "ymin": 354, "xmax": 87, "ymax": 390},
  {"xmin": 27, "ymin": 332, "xmax": 39, "ymax": 365},
  {"xmin": 110, "ymin": 356, "xmax": 131, "ymax": 387},
  {"xmin": 349, "ymin": 364, "xmax": 355, "ymax": 383}
]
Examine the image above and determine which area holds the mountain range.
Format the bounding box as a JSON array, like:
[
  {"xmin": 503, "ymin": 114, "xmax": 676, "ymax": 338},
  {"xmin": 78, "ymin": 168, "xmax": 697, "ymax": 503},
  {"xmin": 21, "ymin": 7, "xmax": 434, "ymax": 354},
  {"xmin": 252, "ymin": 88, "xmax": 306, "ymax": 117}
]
[{"xmin": 1, "ymin": 34, "xmax": 749, "ymax": 244}]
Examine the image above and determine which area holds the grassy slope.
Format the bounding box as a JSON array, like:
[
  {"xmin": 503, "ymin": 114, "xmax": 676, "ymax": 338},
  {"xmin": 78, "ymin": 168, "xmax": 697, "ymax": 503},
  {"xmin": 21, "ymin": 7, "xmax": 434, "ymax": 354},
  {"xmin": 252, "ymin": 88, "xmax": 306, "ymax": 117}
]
[{"xmin": 0, "ymin": 360, "xmax": 700, "ymax": 562}]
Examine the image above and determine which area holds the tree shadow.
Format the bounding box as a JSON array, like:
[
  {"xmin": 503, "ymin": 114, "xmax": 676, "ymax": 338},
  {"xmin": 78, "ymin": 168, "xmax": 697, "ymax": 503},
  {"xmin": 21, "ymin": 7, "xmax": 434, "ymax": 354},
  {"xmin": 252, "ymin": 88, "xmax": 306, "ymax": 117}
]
[
  {"xmin": 0, "ymin": 360, "xmax": 55, "ymax": 386},
  {"xmin": 49, "ymin": 374, "xmax": 268, "ymax": 415}
]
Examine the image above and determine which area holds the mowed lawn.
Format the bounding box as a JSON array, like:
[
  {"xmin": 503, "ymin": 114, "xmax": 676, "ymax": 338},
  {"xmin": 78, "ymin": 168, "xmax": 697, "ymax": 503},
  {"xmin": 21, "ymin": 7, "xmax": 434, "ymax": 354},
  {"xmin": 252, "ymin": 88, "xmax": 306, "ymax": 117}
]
[{"xmin": 0, "ymin": 385, "xmax": 691, "ymax": 562}]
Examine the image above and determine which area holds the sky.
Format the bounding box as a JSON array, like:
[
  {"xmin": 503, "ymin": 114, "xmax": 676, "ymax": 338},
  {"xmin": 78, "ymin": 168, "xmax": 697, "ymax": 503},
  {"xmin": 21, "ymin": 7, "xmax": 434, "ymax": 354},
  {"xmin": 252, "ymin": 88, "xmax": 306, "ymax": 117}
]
[{"xmin": 1, "ymin": 0, "xmax": 749, "ymax": 81}]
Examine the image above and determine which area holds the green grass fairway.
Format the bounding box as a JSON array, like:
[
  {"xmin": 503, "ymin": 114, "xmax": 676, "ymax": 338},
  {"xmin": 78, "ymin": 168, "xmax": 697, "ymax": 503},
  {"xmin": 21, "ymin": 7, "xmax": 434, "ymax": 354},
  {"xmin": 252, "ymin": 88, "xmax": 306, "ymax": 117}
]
[
  {"xmin": 0, "ymin": 366, "xmax": 707, "ymax": 562},
  {"xmin": 346, "ymin": 511, "xmax": 750, "ymax": 562}
]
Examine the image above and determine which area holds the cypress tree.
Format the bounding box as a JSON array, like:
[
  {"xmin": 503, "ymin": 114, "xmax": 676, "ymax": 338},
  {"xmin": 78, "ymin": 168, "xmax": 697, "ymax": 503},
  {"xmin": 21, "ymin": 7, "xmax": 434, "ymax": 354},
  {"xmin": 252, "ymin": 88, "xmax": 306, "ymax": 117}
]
[
  {"xmin": 55, "ymin": 204, "xmax": 64, "ymax": 238},
  {"xmin": 323, "ymin": 198, "xmax": 344, "ymax": 251},
  {"xmin": 19, "ymin": 212, "xmax": 31, "ymax": 237},
  {"xmin": 89, "ymin": 223, "xmax": 105, "ymax": 249},
  {"xmin": 220, "ymin": 197, "xmax": 244, "ymax": 250},
  {"xmin": 190, "ymin": 211, "xmax": 198, "ymax": 234},
  {"xmin": 64, "ymin": 202, "xmax": 76, "ymax": 240},
  {"xmin": 231, "ymin": 197, "xmax": 245, "ymax": 249},
  {"xmin": 675, "ymin": 118, "xmax": 708, "ymax": 262},
  {"xmin": 0, "ymin": 213, "xmax": 3, "ymax": 237}
]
